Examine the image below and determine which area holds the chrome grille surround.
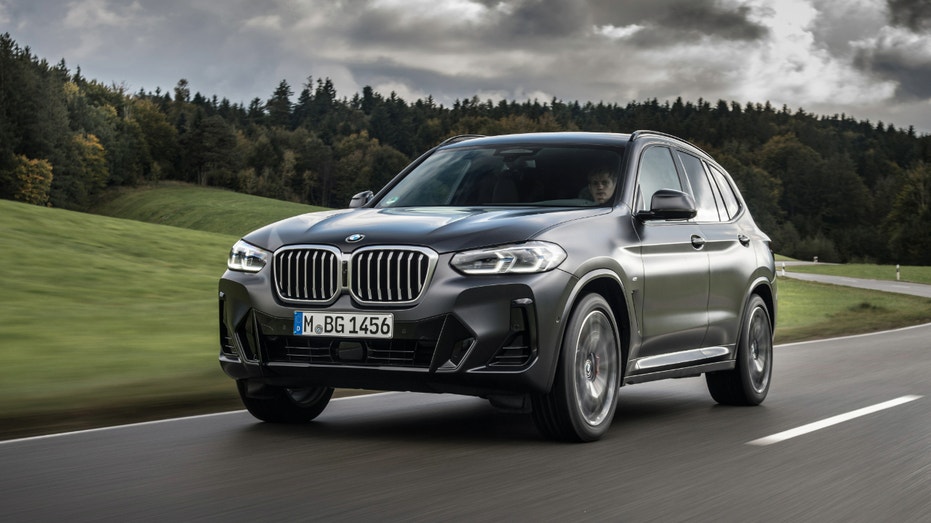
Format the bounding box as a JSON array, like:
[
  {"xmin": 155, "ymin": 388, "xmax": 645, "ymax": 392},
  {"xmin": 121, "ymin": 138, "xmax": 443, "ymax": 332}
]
[
  {"xmin": 349, "ymin": 246, "xmax": 438, "ymax": 306},
  {"xmin": 273, "ymin": 245, "xmax": 342, "ymax": 304},
  {"xmin": 272, "ymin": 244, "xmax": 438, "ymax": 306}
]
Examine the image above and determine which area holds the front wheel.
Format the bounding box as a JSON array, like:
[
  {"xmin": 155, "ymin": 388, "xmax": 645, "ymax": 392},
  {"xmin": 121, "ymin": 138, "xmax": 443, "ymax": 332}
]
[
  {"xmin": 706, "ymin": 295, "xmax": 773, "ymax": 405},
  {"xmin": 533, "ymin": 293, "xmax": 621, "ymax": 442},
  {"xmin": 237, "ymin": 381, "xmax": 333, "ymax": 423}
]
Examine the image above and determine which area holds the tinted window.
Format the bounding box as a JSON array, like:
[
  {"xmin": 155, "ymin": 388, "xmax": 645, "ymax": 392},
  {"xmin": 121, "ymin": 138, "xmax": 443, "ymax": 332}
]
[
  {"xmin": 637, "ymin": 147, "xmax": 682, "ymax": 211},
  {"xmin": 708, "ymin": 164, "xmax": 740, "ymax": 219},
  {"xmin": 378, "ymin": 146, "xmax": 622, "ymax": 208},
  {"xmin": 677, "ymin": 151, "xmax": 720, "ymax": 222}
]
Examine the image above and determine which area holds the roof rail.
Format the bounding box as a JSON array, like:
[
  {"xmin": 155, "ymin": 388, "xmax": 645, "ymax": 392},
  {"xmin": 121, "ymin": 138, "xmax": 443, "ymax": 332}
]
[
  {"xmin": 630, "ymin": 129, "xmax": 711, "ymax": 157},
  {"xmin": 438, "ymin": 134, "xmax": 485, "ymax": 146}
]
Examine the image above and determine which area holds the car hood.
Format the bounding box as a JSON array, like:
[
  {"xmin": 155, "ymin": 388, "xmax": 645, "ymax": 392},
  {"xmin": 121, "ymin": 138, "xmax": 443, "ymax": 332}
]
[{"xmin": 242, "ymin": 206, "xmax": 608, "ymax": 254}]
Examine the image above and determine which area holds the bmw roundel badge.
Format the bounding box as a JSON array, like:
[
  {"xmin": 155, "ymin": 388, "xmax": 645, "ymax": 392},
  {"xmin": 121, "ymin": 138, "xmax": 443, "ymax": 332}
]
[{"xmin": 346, "ymin": 233, "xmax": 365, "ymax": 243}]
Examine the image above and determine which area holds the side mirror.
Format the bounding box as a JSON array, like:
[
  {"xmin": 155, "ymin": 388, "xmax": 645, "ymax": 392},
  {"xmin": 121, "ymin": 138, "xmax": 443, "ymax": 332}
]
[
  {"xmin": 636, "ymin": 189, "xmax": 697, "ymax": 221},
  {"xmin": 349, "ymin": 190, "xmax": 374, "ymax": 208}
]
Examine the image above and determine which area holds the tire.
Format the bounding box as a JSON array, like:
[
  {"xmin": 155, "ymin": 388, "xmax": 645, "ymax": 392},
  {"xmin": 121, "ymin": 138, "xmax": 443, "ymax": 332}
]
[
  {"xmin": 706, "ymin": 295, "xmax": 772, "ymax": 406},
  {"xmin": 237, "ymin": 380, "xmax": 334, "ymax": 423},
  {"xmin": 532, "ymin": 293, "xmax": 621, "ymax": 442}
]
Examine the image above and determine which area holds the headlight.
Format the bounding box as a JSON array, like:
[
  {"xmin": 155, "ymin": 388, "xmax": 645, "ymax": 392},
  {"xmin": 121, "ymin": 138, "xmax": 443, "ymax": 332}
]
[
  {"xmin": 227, "ymin": 240, "xmax": 270, "ymax": 272},
  {"xmin": 451, "ymin": 241, "xmax": 567, "ymax": 275}
]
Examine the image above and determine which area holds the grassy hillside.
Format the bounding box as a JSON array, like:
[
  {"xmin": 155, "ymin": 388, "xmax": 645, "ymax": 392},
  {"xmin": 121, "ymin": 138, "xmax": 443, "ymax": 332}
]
[
  {"xmin": 2, "ymin": 186, "xmax": 931, "ymax": 439},
  {"xmin": 0, "ymin": 199, "xmax": 241, "ymax": 434},
  {"xmin": 91, "ymin": 182, "xmax": 327, "ymax": 237}
]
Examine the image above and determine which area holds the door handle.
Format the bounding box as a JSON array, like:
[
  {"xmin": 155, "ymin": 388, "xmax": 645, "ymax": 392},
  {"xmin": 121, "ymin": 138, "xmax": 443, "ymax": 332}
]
[
  {"xmin": 738, "ymin": 234, "xmax": 750, "ymax": 246},
  {"xmin": 690, "ymin": 234, "xmax": 705, "ymax": 249}
]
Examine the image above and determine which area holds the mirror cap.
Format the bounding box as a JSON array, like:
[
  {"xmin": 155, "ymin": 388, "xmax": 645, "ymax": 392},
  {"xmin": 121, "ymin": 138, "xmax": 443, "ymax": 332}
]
[
  {"xmin": 638, "ymin": 189, "xmax": 697, "ymax": 221},
  {"xmin": 349, "ymin": 190, "xmax": 374, "ymax": 208}
]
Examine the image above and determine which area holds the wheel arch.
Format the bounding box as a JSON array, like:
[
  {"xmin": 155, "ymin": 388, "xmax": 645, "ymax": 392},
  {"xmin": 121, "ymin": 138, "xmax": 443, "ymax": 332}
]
[
  {"xmin": 706, "ymin": 280, "xmax": 775, "ymax": 406},
  {"xmin": 556, "ymin": 271, "xmax": 633, "ymax": 382},
  {"xmin": 749, "ymin": 278, "xmax": 776, "ymax": 331}
]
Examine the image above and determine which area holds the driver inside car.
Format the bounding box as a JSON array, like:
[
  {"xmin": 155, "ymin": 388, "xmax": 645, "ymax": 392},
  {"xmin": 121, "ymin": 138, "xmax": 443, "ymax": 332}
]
[{"xmin": 587, "ymin": 168, "xmax": 617, "ymax": 204}]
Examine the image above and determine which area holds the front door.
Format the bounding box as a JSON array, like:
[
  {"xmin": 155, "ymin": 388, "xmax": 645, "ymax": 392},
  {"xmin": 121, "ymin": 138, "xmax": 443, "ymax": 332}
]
[{"xmin": 634, "ymin": 146, "xmax": 710, "ymax": 359}]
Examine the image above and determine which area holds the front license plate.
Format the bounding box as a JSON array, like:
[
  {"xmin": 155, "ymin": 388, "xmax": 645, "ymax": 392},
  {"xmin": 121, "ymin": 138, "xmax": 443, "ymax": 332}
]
[{"xmin": 293, "ymin": 311, "xmax": 394, "ymax": 339}]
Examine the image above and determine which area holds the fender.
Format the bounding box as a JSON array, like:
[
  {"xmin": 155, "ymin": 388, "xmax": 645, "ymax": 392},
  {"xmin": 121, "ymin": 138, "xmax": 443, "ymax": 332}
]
[{"xmin": 539, "ymin": 264, "xmax": 640, "ymax": 392}]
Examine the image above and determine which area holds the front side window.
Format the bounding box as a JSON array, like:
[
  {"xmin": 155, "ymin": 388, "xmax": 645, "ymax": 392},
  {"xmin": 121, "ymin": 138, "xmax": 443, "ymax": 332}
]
[
  {"xmin": 377, "ymin": 146, "xmax": 623, "ymax": 208},
  {"xmin": 637, "ymin": 146, "xmax": 682, "ymax": 211}
]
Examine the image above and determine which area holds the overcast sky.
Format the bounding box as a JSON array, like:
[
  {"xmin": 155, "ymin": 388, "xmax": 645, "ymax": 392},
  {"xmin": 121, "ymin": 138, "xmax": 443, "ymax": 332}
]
[{"xmin": 3, "ymin": 0, "xmax": 931, "ymax": 133}]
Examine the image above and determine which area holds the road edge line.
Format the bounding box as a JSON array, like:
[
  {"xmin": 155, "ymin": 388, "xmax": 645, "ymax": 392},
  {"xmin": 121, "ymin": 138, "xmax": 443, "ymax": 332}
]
[
  {"xmin": 0, "ymin": 391, "xmax": 400, "ymax": 446},
  {"xmin": 776, "ymin": 321, "xmax": 931, "ymax": 349}
]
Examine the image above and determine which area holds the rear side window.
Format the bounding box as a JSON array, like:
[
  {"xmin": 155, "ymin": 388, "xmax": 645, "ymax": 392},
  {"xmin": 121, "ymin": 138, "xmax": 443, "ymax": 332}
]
[
  {"xmin": 677, "ymin": 151, "xmax": 720, "ymax": 222},
  {"xmin": 637, "ymin": 147, "xmax": 682, "ymax": 211},
  {"xmin": 707, "ymin": 164, "xmax": 741, "ymax": 220}
]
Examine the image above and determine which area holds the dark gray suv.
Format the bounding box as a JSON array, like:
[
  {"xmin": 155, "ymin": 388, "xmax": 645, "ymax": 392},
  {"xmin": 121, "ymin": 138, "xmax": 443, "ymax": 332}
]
[{"xmin": 219, "ymin": 131, "xmax": 776, "ymax": 442}]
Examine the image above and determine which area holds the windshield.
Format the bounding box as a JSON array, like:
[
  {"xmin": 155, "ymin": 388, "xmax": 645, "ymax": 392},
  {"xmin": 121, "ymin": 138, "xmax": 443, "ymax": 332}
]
[{"xmin": 376, "ymin": 145, "xmax": 624, "ymax": 208}]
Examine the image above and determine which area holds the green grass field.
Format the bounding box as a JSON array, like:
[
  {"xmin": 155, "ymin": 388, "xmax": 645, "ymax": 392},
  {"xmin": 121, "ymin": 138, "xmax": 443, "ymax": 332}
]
[
  {"xmin": 786, "ymin": 262, "xmax": 931, "ymax": 285},
  {"xmin": 91, "ymin": 182, "xmax": 326, "ymax": 237},
  {"xmin": 2, "ymin": 184, "xmax": 930, "ymax": 439},
  {"xmin": 0, "ymin": 198, "xmax": 241, "ymax": 435},
  {"xmin": 775, "ymin": 277, "xmax": 931, "ymax": 343}
]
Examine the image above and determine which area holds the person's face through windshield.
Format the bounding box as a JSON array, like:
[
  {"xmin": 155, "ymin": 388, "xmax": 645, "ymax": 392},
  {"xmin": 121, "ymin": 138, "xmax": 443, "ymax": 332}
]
[{"xmin": 588, "ymin": 171, "xmax": 617, "ymax": 204}]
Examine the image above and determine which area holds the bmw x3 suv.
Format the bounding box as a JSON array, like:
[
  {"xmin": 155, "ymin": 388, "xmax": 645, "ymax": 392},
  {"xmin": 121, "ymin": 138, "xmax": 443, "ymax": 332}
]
[{"xmin": 219, "ymin": 131, "xmax": 776, "ymax": 442}]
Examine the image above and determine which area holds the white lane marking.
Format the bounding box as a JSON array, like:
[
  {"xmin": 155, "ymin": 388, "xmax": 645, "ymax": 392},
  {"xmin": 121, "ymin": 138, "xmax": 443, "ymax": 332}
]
[
  {"xmin": 0, "ymin": 391, "xmax": 400, "ymax": 446},
  {"xmin": 747, "ymin": 395, "xmax": 923, "ymax": 446}
]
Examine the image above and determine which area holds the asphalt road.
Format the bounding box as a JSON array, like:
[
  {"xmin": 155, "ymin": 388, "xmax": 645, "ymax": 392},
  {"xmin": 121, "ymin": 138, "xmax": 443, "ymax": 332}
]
[
  {"xmin": 780, "ymin": 269, "xmax": 931, "ymax": 298},
  {"xmin": 2, "ymin": 323, "xmax": 929, "ymax": 521}
]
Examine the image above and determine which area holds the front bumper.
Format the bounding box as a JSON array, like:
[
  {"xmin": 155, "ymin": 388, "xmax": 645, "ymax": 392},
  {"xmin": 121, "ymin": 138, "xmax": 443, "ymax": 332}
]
[{"xmin": 218, "ymin": 260, "xmax": 573, "ymax": 397}]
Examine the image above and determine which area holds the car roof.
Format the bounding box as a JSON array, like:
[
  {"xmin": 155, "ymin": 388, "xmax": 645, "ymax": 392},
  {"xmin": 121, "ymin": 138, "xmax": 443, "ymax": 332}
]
[{"xmin": 439, "ymin": 132, "xmax": 633, "ymax": 149}]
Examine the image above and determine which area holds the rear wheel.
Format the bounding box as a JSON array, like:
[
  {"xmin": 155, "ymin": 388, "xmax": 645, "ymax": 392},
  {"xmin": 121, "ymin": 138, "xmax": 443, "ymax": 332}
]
[
  {"xmin": 533, "ymin": 294, "xmax": 620, "ymax": 442},
  {"xmin": 237, "ymin": 381, "xmax": 333, "ymax": 423},
  {"xmin": 706, "ymin": 295, "xmax": 772, "ymax": 405}
]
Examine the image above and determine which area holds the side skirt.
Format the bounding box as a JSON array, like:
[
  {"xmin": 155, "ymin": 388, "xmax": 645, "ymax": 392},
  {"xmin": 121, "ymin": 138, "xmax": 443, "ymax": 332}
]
[{"xmin": 623, "ymin": 360, "xmax": 735, "ymax": 385}]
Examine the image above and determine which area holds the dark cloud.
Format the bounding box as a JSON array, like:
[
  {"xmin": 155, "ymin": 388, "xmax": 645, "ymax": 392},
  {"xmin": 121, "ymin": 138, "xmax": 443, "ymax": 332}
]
[
  {"xmin": 655, "ymin": 2, "xmax": 767, "ymax": 40},
  {"xmin": 341, "ymin": 0, "xmax": 765, "ymax": 53},
  {"xmin": 590, "ymin": 0, "xmax": 767, "ymax": 46},
  {"xmin": 498, "ymin": 0, "xmax": 593, "ymax": 38},
  {"xmin": 341, "ymin": 0, "xmax": 592, "ymax": 51},
  {"xmin": 887, "ymin": 0, "xmax": 931, "ymax": 31},
  {"xmin": 852, "ymin": 1, "xmax": 931, "ymax": 102},
  {"xmin": 855, "ymin": 45, "xmax": 931, "ymax": 100},
  {"xmin": 341, "ymin": 7, "xmax": 462, "ymax": 48}
]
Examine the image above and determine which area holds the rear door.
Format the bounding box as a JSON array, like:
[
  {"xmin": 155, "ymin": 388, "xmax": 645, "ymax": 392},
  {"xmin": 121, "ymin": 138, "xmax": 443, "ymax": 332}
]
[
  {"xmin": 698, "ymin": 162, "xmax": 757, "ymax": 347},
  {"xmin": 677, "ymin": 149, "xmax": 754, "ymax": 348}
]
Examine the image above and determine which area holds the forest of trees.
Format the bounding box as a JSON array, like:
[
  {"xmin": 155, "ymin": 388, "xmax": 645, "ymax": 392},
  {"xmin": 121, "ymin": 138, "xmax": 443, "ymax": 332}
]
[{"xmin": 3, "ymin": 33, "xmax": 931, "ymax": 264}]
